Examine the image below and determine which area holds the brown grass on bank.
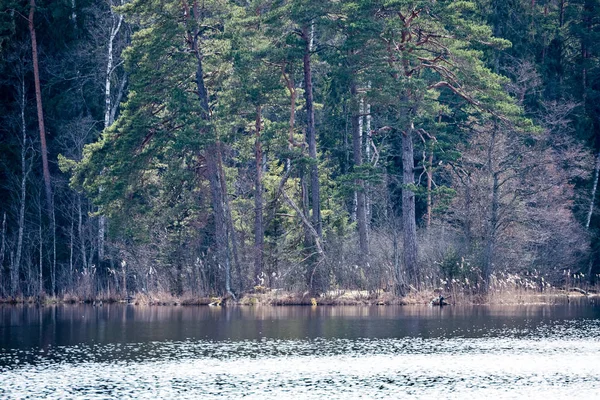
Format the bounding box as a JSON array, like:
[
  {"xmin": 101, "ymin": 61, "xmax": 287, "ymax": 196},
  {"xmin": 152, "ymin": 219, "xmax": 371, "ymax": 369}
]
[
  {"xmin": 0, "ymin": 295, "xmax": 38, "ymax": 304},
  {"xmin": 129, "ymin": 291, "xmax": 212, "ymax": 306},
  {"xmin": 238, "ymin": 289, "xmax": 406, "ymax": 306},
  {"xmin": 2, "ymin": 283, "xmax": 598, "ymax": 306},
  {"xmin": 400, "ymin": 286, "xmax": 598, "ymax": 306},
  {"xmin": 485, "ymin": 287, "xmax": 592, "ymax": 305}
]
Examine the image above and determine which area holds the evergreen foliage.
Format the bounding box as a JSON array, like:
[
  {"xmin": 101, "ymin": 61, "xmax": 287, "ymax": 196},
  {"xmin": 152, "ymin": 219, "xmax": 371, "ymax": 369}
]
[{"xmin": 0, "ymin": 0, "xmax": 597, "ymax": 299}]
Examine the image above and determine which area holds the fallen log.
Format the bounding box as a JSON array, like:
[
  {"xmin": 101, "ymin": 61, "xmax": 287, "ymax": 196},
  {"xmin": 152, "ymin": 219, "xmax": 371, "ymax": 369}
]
[{"xmin": 569, "ymin": 287, "xmax": 588, "ymax": 295}]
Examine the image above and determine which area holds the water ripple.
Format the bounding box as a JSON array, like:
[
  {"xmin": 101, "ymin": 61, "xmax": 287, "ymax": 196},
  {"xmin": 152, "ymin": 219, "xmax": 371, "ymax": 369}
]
[{"xmin": 1, "ymin": 318, "xmax": 599, "ymax": 399}]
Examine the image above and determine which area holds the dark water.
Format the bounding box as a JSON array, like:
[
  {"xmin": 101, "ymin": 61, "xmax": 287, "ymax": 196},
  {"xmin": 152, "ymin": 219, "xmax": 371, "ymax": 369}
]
[{"xmin": 1, "ymin": 300, "xmax": 600, "ymax": 399}]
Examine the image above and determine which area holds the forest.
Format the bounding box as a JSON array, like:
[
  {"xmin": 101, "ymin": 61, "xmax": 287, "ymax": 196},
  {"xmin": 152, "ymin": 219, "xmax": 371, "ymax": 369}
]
[{"xmin": 0, "ymin": 0, "xmax": 599, "ymax": 302}]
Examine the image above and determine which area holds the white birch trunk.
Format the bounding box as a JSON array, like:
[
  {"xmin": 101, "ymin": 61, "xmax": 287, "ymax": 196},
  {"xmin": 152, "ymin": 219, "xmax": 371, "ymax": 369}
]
[
  {"xmin": 0, "ymin": 213, "xmax": 6, "ymax": 291},
  {"xmin": 352, "ymin": 97, "xmax": 365, "ymax": 222},
  {"xmin": 78, "ymin": 194, "xmax": 87, "ymax": 271},
  {"xmin": 359, "ymin": 97, "xmax": 364, "ymax": 146},
  {"xmin": 586, "ymin": 152, "xmax": 600, "ymax": 229},
  {"xmin": 38, "ymin": 202, "xmax": 42, "ymax": 295},
  {"xmin": 103, "ymin": 3, "xmax": 123, "ymax": 131},
  {"xmin": 365, "ymin": 86, "xmax": 371, "ymax": 232},
  {"xmin": 15, "ymin": 81, "xmax": 31, "ymax": 295},
  {"xmin": 69, "ymin": 209, "xmax": 74, "ymax": 290},
  {"xmin": 51, "ymin": 201, "xmax": 56, "ymax": 296},
  {"xmin": 71, "ymin": 0, "xmax": 77, "ymax": 27},
  {"xmin": 310, "ymin": 22, "xmax": 314, "ymax": 52},
  {"xmin": 99, "ymin": 1, "xmax": 124, "ymax": 260}
]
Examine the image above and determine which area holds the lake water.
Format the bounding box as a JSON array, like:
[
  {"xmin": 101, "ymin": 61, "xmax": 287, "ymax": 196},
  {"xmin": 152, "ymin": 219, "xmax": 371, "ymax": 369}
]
[{"xmin": 1, "ymin": 300, "xmax": 599, "ymax": 399}]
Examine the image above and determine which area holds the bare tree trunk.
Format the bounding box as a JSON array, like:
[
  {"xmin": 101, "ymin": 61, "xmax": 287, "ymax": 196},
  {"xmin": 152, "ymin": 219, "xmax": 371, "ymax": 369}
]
[
  {"xmin": 351, "ymin": 83, "xmax": 369, "ymax": 267},
  {"xmin": 484, "ymin": 172, "xmax": 500, "ymax": 290},
  {"xmin": 393, "ymin": 221, "xmax": 401, "ymax": 289},
  {"xmin": 301, "ymin": 171, "xmax": 311, "ymax": 246},
  {"xmin": 218, "ymin": 148, "xmax": 240, "ymax": 296},
  {"xmin": 425, "ymin": 115, "xmax": 441, "ymax": 229},
  {"xmin": 483, "ymin": 128, "xmax": 499, "ymax": 291},
  {"xmin": 98, "ymin": 218, "xmax": 105, "ymax": 263},
  {"xmin": 585, "ymin": 152, "xmax": 600, "ymax": 284},
  {"xmin": 302, "ymin": 24, "xmax": 322, "ymax": 238},
  {"xmin": 586, "ymin": 152, "xmax": 600, "ymax": 228},
  {"xmin": 402, "ymin": 125, "xmax": 418, "ymax": 285},
  {"xmin": 581, "ymin": 0, "xmax": 590, "ymax": 105},
  {"xmin": 254, "ymin": 105, "xmax": 264, "ymax": 286},
  {"xmin": 29, "ymin": 0, "xmax": 52, "ymax": 212},
  {"xmin": 121, "ymin": 260, "xmax": 127, "ymax": 297},
  {"xmin": 282, "ymin": 190, "xmax": 324, "ymax": 259},
  {"xmin": 38, "ymin": 201, "xmax": 43, "ymax": 295},
  {"xmin": 426, "ymin": 149, "xmax": 433, "ymax": 228},
  {"xmin": 365, "ymin": 86, "xmax": 372, "ymax": 228},
  {"xmin": 51, "ymin": 202, "xmax": 56, "ymax": 296},
  {"xmin": 206, "ymin": 148, "xmax": 234, "ymax": 297},
  {"xmin": 393, "ymin": 225, "xmax": 399, "ymax": 276},
  {"xmin": 463, "ymin": 176, "xmax": 473, "ymax": 253},
  {"xmin": 30, "ymin": 0, "xmax": 56, "ymax": 296},
  {"xmin": 103, "ymin": 1, "xmax": 123, "ymax": 131},
  {"xmin": 281, "ymin": 64, "xmax": 296, "ymax": 157},
  {"xmin": 15, "ymin": 81, "xmax": 30, "ymax": 292},
  {"xmin": 69, "ymin": 208, "xmax": 74, "ymax": 290},
  {"xmin": 70, "ymin": 0, "xmax": 77, "ymax": 28},
  {"xmin": 282, "ymin": 180, "xmax": 325, "ymax": 294},
  {"xmin": 86, "ymin": 201, "xmax": 96, "ymax": 291},
  {"xmin": 78, "ymin": 194, "xmax": 87, "ymax": 271},
  {"xmin": 283, "ymin": 64, "xmax": 312, "ymax": 253},
  {"xmin": 1, "ymin": 213, "xmax": 6, "ymax": 294}
]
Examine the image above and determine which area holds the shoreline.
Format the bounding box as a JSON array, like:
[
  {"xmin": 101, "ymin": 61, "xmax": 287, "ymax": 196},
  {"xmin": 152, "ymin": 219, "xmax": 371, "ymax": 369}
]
[{"xmin": 0, "ymin": 288, "xmax": 597, "ymax": 307}]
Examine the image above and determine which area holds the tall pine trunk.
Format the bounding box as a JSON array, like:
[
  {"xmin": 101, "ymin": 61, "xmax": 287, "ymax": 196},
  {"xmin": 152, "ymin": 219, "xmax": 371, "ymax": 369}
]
[
  {"xmin": 205, "ymin": 148, "xmax": 233, "ymax": 297},
  {"xmin": 218, "ymin": 148, "xmax": 240, "ymax": 295},
  {"xmin": 30, "ymin": 0, "xmax": 57, "ymax": 295},
  {"xmin": 254, "ymin": 105, "xmax": 264, "ymax": 286},
  {"xmin": 483, "ymin": 128, "xmax": 499, "ymax": 291},
  {"xmin": 302, "ymin": 24, "xmax": 322, "ymax": 238},
  {"xmin": 425, "ymin": 149, "xmax": 433, "ymax": 228},
  {"xmin": 402, "ymin": 125, "xmax": 418, "ymax": 286},
  {"xmin": 188, "ymin": 0, "xmax": 234, "ymax": 297},
  {"xmin": 29, "ymin": 0, "xmax": 52, "ymax": 212},
  {"xmin": 484, "ymin": 172, "xmax": 500, "ymax": 290}
]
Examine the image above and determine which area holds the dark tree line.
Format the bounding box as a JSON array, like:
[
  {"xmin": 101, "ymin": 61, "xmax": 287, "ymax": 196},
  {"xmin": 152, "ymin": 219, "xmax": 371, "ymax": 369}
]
[{"xmin": 0, "ymin": 0, "xmax": 598, "ymax": 300}]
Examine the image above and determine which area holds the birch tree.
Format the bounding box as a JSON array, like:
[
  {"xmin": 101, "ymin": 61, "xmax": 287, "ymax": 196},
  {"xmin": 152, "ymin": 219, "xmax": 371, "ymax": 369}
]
[{"xmin": 99, "ymin": 0, "xmax": 127, "ymax": 261}]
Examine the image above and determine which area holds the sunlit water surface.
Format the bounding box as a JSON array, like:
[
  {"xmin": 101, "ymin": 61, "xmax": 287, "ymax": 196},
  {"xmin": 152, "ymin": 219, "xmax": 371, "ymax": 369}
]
[{"xmin": 1, "ymin": 302, "xmax": 599, "ymax": 399}]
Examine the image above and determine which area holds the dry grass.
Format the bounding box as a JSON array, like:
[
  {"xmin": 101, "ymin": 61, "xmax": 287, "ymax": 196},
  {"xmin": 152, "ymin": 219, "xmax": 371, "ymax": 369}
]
[
  {"xmin": 402, "ymin": 290, "xmax": 444, "ymax": 305},
  {"xmin": 237, "ymin": 289, "xmax": 406, "ymax": 306},
  {"xmin": 3, "ymin": 278, "xmax": 598, "ymax": 306},
  {"xmin": 0, "ymin": 295, "xmax": 37, "ymax": 304},
  {"xmin": 242, "ymin": 291, "xmax": 314, "ymax": 306},
  {"xmin": 180, "ymin": 296, "xmax": 213, "ymax": 306},
  {"xmin": 129, "ymin": 291, "xmax": 213, "ymax": 306},
  {"xmin": 485, "ymin": 287, "xmax": 593, "ymax": 305},
  {"xmin": 130, "ymin": 291, "xmax": 176, "ymax": 305}
]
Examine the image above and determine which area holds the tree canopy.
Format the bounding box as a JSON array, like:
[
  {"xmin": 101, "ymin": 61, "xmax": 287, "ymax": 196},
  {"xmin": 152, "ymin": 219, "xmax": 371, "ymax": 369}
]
[{"xmin": 0, "ymin": 0, "xmax": 597, "ymax": 299}]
